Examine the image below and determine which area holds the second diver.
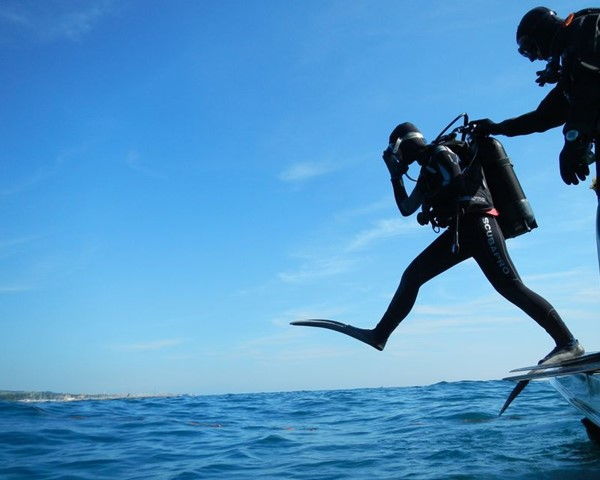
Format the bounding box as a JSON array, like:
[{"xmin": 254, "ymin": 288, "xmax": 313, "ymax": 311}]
[{"xmin": 292, "ymin": 122, "xmax": 583, "ymax": 365}]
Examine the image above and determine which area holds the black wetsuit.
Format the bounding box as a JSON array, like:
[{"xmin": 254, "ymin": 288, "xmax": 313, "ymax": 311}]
[
  {"xmin": 494, "ymin": 9, "xmax": 600, "ymax": 139},
  {"xmin": 488, "ymin": 9, "xmax": 600, "ymax": 275},
  {"xmin": 492, "ymin": 9, "xmax": 600, "ymax": 194},
  {"xmin": 372, "ymin": 141, "xmax": 574, "ymax": 347}
]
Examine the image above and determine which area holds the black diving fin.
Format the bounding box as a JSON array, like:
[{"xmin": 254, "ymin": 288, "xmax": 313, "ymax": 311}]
[
  {"xmin": 290, "ymin": 319, "xmax": 385, "ymax": 351},
  {"xmin": 499, "ymin": 380, "xmax": 529, "ymax": 416}
]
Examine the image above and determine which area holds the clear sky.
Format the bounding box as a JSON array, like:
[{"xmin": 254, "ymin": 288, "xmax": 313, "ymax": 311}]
[{"xmin": 1, "ymin": 0, "xmax": 598, "ymax": 395}]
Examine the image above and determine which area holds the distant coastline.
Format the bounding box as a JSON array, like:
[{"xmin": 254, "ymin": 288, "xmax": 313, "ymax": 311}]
[{"xmin": 0, "ymin": 390, "xmax": 175, "ymax": 403}]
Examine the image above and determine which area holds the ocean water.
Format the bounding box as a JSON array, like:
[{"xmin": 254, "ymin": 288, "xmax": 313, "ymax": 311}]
[{"xmin": 2, "ymin": 381, "xmax": 600, "ymax": 480}]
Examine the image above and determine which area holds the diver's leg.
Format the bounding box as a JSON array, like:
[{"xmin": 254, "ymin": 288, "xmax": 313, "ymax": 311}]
[
  {"xmin": 372, "ymin": 229, "xmax": 470, "ymax": 347},
  {"xmin": 595, "ymin": 140, "xmax": 600, "ymax": 275},
  {"xmin": 470, "ymin": 215, "xmax": 580, "ymax": 358},
  {"xmin": 292, "ymin": 228, "xmax": 469, "ymax": 351}
]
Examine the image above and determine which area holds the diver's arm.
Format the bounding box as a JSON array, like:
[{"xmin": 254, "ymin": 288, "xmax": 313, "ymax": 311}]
[
  {"xmin": 391, "ymin": 176, "xmax": 424, "ymax": 216},
  {"xmin": 494, "ymin": 86, "xmax": 568, "ymax": 136},
  {"xmin": 383, "ymin": 146, "xmax": 423, "ymax": 216},
  {"xmin": 557, "ymin": 70, "xmax": 600, "ymax": 184},
  {"xmin": 563, "ymin": 70, "xmax": 600, "ymax": 136}
]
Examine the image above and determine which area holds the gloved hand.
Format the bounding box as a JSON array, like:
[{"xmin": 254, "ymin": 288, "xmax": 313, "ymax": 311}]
[
  {"xmin": 559, "ymin": 138, "xmax": 592, "ymax": 185},
  {"xmin": 382, "ymin": 147, "xmax": 408, "ymax": 179},
  {"xmin": 535, "ymin": 59, "xmax": 561, "ymax": 87},
  {"xmin": 469, "ymin": 119, "xmax": 499, "ymax": 136}
]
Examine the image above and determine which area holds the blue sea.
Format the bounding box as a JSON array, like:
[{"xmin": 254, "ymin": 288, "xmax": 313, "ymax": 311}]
[{"xmin": 2, "ymin": 380, "xmax": 600, "ymax": 480}]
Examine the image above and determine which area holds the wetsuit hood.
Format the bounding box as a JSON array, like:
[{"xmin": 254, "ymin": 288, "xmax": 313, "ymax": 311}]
[
  {"xmin": 388, "ymin": 122, "xmax": 427, "ymax": 165},
  {"xmin": 516, "ymin": 7, "xmax": 563, "ymax": 60}
]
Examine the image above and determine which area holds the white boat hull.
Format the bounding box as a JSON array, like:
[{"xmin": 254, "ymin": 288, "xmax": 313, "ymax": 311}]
[{"xmin": 550, "ymin": 373, "xmax": 600, "ymax": 427}]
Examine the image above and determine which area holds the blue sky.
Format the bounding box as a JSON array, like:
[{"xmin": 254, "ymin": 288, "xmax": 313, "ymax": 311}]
[{"xmin": 1, "ymin": 0, "xmax": 598, "ymax": 395}]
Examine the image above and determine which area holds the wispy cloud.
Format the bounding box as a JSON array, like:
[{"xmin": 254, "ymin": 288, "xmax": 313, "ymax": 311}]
[
  {"xmin": 271, "ymin": 306, "xmax": 348, "ymax": 326},
  {"xmin": 399, "ymin": 314, "xmax": 523, "ymax": 337},
  {"xmin": 333, "ymin": 197, "xmax": 390, "ymax": 221},
  {"xmin": 0, "ymin": 235, "xmax": 41, "ymax": 251},
  {"xmin": 521, "ymin": 267, "xmax": 600, "ymax": 311},
  {"xmin": 278, "ymin": 256, "xmax": 355, "ymax": 283},
  {"xmin": 378, "ymin": 291, "xmax": 528, "ymax": 336},
  {"xmin": 115, "ymin": 339, "xmax": 185, "ymax": 352},
  {"xmin": 0, "ymin": 7, "xmax": 29, "ymax": 27},
  {"xmin": 0, "ymin": 284, "xmax": 34, "ymax": 294},
  {"xmin": 412, "ymin": 296, "xmax": 500, "ymax": 317},
  {"xmin": 0, "ymin": 235, "xmax": 102, "ymax": 297},
  {"xmin": 1, "ymin": 147, "xmax": 85, "ymax": 197},
  {"xmin": 346, "ymin": 218, "xmax": 419, "ymax": 251},
  {"xmin": 125, "ymin": 151, "xmax": 166, "ymax": 179},
  {"xmin": 278, "ymin": 215, "xmax": 420, "ymax": 283},
  {"xmin": 279, "ymin": 162, "xmax": 335, "ymax": 182},
  {"xmin": 0, "ymin": 0, "xmax": 115, "ymax": 42},
  {"xmin": 521, "ymin": 268, "xmax": 587, "ymax": 284},
  {"xmin": 254, "ymin": 345, "xmax": 352, "ymax": 363},
  {"xmin": 0, "ymin": 166, "xmax": 50, "ymax": 197},
  {"xmin": 52, "ymin": 4, "xmax": 111, "ymax": 41},
  {"xmin": 214, "ymin": 321, "xmax": 356, "ymax": 363}
]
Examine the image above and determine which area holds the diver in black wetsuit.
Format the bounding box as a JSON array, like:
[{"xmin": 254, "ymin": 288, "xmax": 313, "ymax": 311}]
[
  {"xmin": 472, "ymin": 7, "xmax": 600, "ymax": 187},
  {"xmin": 293, "ymin": 122, "xmax": 583, "ymax": 365}
]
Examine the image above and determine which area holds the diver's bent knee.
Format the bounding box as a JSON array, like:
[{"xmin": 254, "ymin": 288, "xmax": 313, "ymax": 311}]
[
  {"xmin": 492, "ymin": 279, "xmax": 524, "ymax": 299},
  {"xmin": 400, "ymin": 265, "xmax": 422, "ymax": 288}
]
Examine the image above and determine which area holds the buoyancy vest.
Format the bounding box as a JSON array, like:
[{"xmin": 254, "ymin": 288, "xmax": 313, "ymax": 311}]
[
  {"xmin": 419, "ymin": 137, "xmax": 538, "ymax": 239},
  {"xmin": 559, "ymin": 9, "xmax": 600, "ymax": 81},
  {"xmin": 419, "ymin": 141, "xmax": 494, "ymax": 228}
]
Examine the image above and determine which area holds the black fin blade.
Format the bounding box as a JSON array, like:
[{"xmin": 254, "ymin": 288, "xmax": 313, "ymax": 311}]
[{"xmin": 499, "ymin": 380, "xmax": 529, "ymax": 416}]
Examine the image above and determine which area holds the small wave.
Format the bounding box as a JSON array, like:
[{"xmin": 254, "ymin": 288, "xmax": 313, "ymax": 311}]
[
  {"xmin": 441, "ymin": 411, "xmax": 497, "ymax": 423},
  {"xmin": 255, "ymin": 433, "xmax": 297, "ymax": 445},
  {"xmin": 0, "ymin": 390, "xmax": 176, "ymax": 403},
  {"xmin": 1, "ymin": 382, "xmax": 598, "ymax": 479}
]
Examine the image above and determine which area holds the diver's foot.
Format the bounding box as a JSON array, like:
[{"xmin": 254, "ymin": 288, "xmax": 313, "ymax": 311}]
[
  {"xmin": 538, "ymin": 339, "xmax": 585, "ymax": 366},
  {"xmin": 290, "ymin": 319, "xmax": 387, "ymax": 351},
  {"xmin": 345, "ymin": 325, "xmax": 387, "ymax": 351}
]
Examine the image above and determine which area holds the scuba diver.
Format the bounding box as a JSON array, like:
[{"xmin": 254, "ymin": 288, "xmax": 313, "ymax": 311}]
[
  {"xmin": 472, "ymin": 7, "xmax": 600, "ymax": 187},
  {"xmin": 292, "ymin": 122, "xmax": 584, "ymax": 366},
  {"xmin": 467, "ymin": 6, "xmax": 597, "ymax": 412}
]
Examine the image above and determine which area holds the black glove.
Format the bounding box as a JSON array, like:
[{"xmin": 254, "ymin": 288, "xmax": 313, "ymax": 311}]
[
  {"xmin": 559, "ymin": 138, "xmax": 592, "ymax": 185},
  {"xmin": 469, "ymin": 118, "xmax": 499, "ymax": 136},
  {"xmin": 535, "ymin": 59, "xmax": 561, "ymax": 87},
  {"xmin": 382, "ymin": 147, "xmax": 408, "ymax": 179}
]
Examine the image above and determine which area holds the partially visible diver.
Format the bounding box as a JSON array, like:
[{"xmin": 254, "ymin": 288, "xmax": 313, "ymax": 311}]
[
  {"xmin": 293, "ymin": 122, "xmax": 583, "ymax": 365},
  {"xmin": 472, "ymin": 7, "xmax": 600, "ymax": 187}
]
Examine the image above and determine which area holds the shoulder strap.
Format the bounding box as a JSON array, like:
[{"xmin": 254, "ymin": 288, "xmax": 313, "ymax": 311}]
[
  {"xmin": 573, "ymin": 8, "xmax": 600, "ymax": 17},
  {"xmin": 566, "ymin": 8, "xmax": 600, "ymax": 25},
  {"xmin": 438, "ymin": 140, "xmax": 469, "ymax": 159}
]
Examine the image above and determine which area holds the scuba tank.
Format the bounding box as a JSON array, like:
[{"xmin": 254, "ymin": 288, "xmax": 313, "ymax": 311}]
[
  {"xmin": 475, "ymin": 136, "xmax": 538, "ymax": 239},
  {"xmin": 416, "ymin": 114, "xmax": 537, "ymax": 240}
]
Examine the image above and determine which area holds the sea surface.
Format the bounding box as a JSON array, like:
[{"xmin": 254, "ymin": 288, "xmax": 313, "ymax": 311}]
[{"xmin": 2, "ymin": 380, "xmax": 600, "ymax": 480}]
